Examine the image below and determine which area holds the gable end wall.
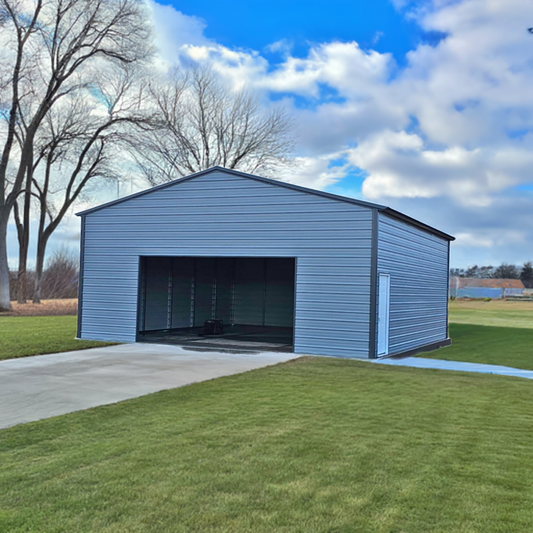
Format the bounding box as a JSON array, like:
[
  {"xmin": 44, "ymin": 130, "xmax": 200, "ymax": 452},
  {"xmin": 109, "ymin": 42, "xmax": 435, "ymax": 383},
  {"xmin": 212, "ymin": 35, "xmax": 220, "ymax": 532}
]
[{"xmin": 80, "ymin": 170, "xmax": 374, "ymax": 358}]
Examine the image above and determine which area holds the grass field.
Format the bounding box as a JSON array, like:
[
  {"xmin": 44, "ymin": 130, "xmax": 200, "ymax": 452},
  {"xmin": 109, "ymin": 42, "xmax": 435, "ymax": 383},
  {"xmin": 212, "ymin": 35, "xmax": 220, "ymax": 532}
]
[
  {"xmin": 449, "ymin": 299, "xmax": 533, "ymax": 329},
  {"xmin": 2, "ymin": 356, "xmax": 533, "ymax": 532},
  {"xmin": 1, "ymin": 301, "xmax": 533, "ymax": 530},
  {"xmin": 419, "ymin": 300, "xmax": 533, "ymax": 369},
  {"xmin": 430, "ymin": 323, "xmax": 533, "ymax": 370},
  {"xmin": 0, "ymin": 316, "xmax": 114, "ymax": 360}
]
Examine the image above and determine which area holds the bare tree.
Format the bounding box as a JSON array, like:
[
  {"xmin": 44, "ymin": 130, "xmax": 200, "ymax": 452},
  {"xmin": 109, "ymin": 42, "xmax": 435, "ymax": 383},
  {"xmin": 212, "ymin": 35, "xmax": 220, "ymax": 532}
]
[
  {"xmin": 0, "ymin": 0, "xmax": 152, "ymax": 311},
  {"xmin": 129, "ymin": 67, "xmax": 295, "ymax": 185},
  {"xmin": 31, "ymin": 67, "xmax": 152, "ymax": 303},
  {"xmin": 41, "ymin": 246, "xmax": 78, "ymax": 300}
]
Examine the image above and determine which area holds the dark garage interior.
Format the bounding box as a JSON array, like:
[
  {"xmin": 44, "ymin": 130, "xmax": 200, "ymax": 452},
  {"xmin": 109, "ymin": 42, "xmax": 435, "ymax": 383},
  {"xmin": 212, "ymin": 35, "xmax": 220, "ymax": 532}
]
[{"xmin": 137, "ymin": 257, "xmax": 295, "ymax": 352}]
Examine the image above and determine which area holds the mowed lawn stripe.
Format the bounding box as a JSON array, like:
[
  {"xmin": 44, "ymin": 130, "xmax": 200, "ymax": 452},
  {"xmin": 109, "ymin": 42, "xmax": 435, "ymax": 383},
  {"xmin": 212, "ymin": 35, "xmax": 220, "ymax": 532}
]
[{"xmin": 1, "ymin": 357, "xmax": 533, "ymax": 532}]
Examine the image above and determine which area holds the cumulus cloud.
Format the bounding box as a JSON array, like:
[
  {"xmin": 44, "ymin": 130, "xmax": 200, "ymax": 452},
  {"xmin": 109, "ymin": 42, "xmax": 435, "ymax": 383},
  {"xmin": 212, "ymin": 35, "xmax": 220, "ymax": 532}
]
[
  {"xmin": 349, "ymin": 130, "xmax": 533, "ymax": 206},
  {"xmin": 181, "ymin": 40, "xmax": 394, "ymax": 97},
  {"xmin": 280, "ymin": 154, "xmax": 351, "ymax": 190},
  {"xmin": 147, "ymin": 1, "xmax": 212, "ymax": 68}
]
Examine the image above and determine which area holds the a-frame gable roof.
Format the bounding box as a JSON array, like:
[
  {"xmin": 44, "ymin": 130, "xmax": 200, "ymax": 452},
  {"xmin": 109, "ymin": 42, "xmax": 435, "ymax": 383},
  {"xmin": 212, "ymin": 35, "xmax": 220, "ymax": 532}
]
[{"xmin": 76, "ymin": 166, "xmax": 454, "ymax": 241}]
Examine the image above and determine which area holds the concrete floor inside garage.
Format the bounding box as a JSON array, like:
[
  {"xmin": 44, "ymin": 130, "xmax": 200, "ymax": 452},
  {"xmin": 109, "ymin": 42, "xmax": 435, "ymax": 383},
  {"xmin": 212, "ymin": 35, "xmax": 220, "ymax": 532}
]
[{"xmin": 138, "ymin": 325, "xmax": 294, "ymax": 353}]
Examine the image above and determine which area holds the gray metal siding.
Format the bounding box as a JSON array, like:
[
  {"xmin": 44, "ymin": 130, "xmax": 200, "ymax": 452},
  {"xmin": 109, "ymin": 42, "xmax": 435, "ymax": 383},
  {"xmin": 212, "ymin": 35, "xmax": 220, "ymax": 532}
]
[
  {"xmin": 80, "ymin": 170, "xmax": 373, "ymax": 357},
  {"xmin": 377, "ymin": 213, "xmax": 449, "ymax": 355}
]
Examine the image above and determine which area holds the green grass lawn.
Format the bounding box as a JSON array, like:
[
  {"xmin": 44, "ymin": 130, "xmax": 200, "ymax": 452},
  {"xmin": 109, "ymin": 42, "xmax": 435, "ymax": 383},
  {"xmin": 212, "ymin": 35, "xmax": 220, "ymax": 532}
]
[
  {"xmin": 424, "ymin": 323, "xmax": 533, "ymax": 370},
  {"xmin": 448, "ymin": 300, "xmax": 533, "ymax": 329},
  {"xmin": 420, "ymin": 300, "xmax": 533, "ymax": 369},
  {"xmin": 1, "ymin": 357, "xmax": 533, "ymax": 532},
  {"xmin": 0, "ymin": 316, "xmax": 114, "ymax": 360}
]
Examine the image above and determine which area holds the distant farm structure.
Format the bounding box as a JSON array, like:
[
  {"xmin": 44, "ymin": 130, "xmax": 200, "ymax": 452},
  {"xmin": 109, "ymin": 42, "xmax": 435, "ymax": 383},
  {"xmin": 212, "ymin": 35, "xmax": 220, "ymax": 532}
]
[{"xmin": 450, "ymin": 278, "xmax": 524, "ymax": 299}]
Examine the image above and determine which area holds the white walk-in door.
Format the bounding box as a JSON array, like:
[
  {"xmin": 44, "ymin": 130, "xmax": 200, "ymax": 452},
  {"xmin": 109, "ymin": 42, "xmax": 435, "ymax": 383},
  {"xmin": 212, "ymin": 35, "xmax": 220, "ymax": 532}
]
[{"xmin": 377, "ymin": 273, "xmax": 391, "ymax": 356}]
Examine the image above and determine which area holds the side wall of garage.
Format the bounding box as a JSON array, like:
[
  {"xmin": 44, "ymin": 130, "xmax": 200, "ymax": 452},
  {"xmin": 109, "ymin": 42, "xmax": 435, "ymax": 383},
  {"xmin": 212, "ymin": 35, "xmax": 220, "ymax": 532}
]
[
  {"xmin": 79, "ymin": 170, "xmax": 374, "ymax": 358},
  {"xmin": 376, "ymin": 213, "xmax": 450, "ymax": 356}
]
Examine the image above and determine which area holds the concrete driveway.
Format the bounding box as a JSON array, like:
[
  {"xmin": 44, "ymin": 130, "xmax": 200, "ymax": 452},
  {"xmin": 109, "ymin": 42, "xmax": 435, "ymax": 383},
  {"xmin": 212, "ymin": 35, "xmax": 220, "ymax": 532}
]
[{"xmin": 0, "ymin": 344, "xmax": 296, "ymax": 429}]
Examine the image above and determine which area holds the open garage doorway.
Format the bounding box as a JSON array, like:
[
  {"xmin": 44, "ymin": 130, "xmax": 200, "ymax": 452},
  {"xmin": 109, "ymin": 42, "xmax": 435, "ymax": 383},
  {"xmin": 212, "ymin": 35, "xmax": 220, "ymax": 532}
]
[{"xmin": 137, "ymin": 257, "xmax": 296, "ymax": 352}]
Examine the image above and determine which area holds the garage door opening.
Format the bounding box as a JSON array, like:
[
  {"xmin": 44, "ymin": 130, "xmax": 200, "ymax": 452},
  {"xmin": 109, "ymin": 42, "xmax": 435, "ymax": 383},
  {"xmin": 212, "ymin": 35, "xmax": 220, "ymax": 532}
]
[{"xmin": 137, "ymin": 257, "xmax": 295, "ymax": 352}]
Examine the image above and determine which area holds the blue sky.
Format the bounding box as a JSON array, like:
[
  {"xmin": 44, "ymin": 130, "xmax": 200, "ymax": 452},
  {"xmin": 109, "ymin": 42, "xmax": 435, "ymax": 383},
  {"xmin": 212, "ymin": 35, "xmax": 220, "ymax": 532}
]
[
  {"xmin": 7, "ymin": 0, "xmax": 533, "ymax": 269},
  {"xmin": 160, "ymin": 0, "xmax": 427, "ymax": 63}
]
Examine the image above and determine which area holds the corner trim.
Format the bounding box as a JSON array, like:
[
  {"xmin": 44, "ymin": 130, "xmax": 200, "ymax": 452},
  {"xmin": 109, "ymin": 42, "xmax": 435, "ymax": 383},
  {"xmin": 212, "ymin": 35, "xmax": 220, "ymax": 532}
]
[
  {"xmin": 135, "ymin": 256, "xmax": 144, "ymax": 342},
  {"xmin": 76, "ymin": 216, "xmax": 86, "ymax": 339},
  {"xmin": 368, "ymin": 209, "xmax": 379, "ymax": 359},
  {"xmin": 378, "ymin": 338, "xmax": 452, "ymax": 360},
  {"xmin": 446, "ymin": 240, "xmax": 450, "ymax": 339}
]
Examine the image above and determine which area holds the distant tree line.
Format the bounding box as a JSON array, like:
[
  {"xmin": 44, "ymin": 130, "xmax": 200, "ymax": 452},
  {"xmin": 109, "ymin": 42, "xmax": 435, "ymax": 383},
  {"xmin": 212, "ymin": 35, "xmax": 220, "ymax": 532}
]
[{"xmin": 450, "ymin": 262, "xmax": 533, "ymax": 288}]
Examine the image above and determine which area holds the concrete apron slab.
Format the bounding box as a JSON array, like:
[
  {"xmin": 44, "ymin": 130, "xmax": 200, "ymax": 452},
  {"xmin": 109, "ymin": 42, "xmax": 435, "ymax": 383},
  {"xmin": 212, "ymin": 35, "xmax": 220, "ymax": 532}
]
[
  {"xmin": 0, "ymin": 344, "xmax": 296, "ymax": 430},
  {"xmin": 374, "ymin": 356, "xmax": 533, "ymax": 380}
]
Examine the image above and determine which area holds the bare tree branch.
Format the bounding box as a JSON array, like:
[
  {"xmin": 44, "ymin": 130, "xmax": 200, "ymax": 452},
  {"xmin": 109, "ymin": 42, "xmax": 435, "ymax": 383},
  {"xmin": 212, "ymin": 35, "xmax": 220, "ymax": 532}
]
[
  {"xmin": 0, "ymin": 0, "xmax": 153, "ymax": 309},
  {"xmin": 128, "ymin": 66, "xmax": 296, "ymax": 185}
]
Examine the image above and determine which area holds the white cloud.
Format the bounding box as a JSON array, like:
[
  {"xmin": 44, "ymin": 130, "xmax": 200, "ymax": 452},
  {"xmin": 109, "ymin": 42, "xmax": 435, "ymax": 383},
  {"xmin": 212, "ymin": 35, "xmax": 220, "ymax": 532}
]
[
  {"xmin": 147, "ymin": 2, "xmax": 212, "ymax": 69},
  {"xmin": 181, "ymin": 40, "xmax": 394, "ymax": 97},
  {"xmin": 349, "ymin": 130, "xmax": 533, "ymax": 207},
  {"xmin": 280, "ymin": 154, "xmax": 350, "ymax": 190},
  {"xmin": 454, "ymin": 233, "xmax": 494, "ymax": 248},
  {"xmin": 265, "ymin": 39, "xmax": 293, "ymax": 55}
]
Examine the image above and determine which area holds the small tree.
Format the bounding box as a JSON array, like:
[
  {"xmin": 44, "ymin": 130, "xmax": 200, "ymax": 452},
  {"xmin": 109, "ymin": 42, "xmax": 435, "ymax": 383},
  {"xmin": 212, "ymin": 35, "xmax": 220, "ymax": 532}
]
[
  {"xmin": 450, "ymin": 268, "xmax": 465, "ymax": 278},
  {"xmin": 492, "ymin": 263, "xmax": 520, "ymax": 279},
  {"xmin": 465, "ymin": 265, "xmax": 479, "ymax": 278},
  {"xmin": 520, "ymin": 261, "xmax": 533, "ymax": 288},
  {"xmin": 478, "ymin": 265, "xmax": 494, "ymax": 279},
  {"xmin": 41, "ymin": 247, "xmax": 78, "ymax": 300}
]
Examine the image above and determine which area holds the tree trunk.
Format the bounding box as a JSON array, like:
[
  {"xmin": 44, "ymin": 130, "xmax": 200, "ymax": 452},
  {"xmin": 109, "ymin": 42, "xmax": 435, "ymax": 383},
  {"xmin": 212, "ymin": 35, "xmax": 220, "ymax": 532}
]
[
  {"xmin": 17, "ymin": 162, "xmax": 32, "ymax": 303},
  {"xmin": 33, "ymin": 237, "xmax": 47, "ymax": 304},
  {"xmin": 0, "ymin": 214, "xmax": 12, "ymax": 312},
  {"xmin": 16, "ymin": 237, "xmax": 28, "ymax": 304}
]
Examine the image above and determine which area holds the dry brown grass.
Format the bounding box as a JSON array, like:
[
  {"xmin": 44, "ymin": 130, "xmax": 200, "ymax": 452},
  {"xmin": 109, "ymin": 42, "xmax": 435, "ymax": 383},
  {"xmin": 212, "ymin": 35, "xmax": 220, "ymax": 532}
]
[{"xmin": 1, "ymin": 299, "xmax": 78, "ymax": 317}]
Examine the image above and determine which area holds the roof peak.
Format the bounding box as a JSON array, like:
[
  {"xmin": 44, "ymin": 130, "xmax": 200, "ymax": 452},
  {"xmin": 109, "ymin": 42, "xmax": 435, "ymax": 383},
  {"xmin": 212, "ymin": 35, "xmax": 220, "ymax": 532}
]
[{"xmin": 76, "ymin": 166, "xmax": 454, "ymax": 241}]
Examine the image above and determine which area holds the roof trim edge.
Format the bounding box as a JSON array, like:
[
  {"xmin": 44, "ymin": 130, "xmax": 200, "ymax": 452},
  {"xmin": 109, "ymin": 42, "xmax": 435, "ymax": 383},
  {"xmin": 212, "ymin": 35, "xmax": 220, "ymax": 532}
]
[{"xmin": 76, "ymin": 166, "xmax": 454, "ymax": 241}]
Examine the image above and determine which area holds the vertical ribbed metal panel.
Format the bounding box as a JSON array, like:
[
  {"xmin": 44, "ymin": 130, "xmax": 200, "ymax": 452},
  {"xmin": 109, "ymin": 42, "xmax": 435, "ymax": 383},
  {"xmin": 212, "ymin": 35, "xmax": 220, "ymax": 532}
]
[
  {"xmin": 171, "ymin": 257, "xmax": 194, "ymax": 328},
  {"xmin": 264, "ymin": 258, "xmax": 294, "ymax": 327},
  {"xmin": 233, "ymin": 258, "xmax": 265, "ymax": 325},
  {"xmin": 80, "ymin": 169, "xmax": 373, "ymax": 357},
  {"xmin": 193, "ymin": 258, "xmax": 215, "ymax": 327},
  {"xmin": 144, "ymin": 257, "xmax": 171, "ymax": 331},
  {"xmin": 377, "ymin": 213, "xmax": 449, "ymax": 356},
  {"xmin": 214, "ymin": 258, "xmax": 234, "ymax": 324}
]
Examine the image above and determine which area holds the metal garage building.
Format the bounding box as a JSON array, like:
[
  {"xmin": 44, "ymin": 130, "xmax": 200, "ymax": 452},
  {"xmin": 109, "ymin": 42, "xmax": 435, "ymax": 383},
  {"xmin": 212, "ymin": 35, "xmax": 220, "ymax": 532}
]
[{"xmin": 76, "ymin": 167, "xmax": 454, "ymax": 359}]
